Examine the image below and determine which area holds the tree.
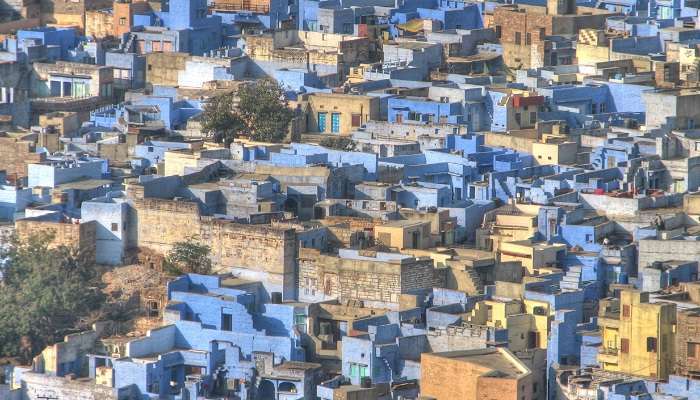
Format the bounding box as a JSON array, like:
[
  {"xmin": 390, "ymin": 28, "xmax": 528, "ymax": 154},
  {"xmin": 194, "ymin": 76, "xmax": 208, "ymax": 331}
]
[
  {"xmin": 199, "ymin": 90, "xmax": 245, "ymax": 146},
  {"xmin": 0, "ymin": 232, "xmax": 104, "ymax": 363},
  {"xmin": 200, "ymin": 79, "xmax": 295, "ymax": 145},
  {"xmin": 320, "ymin": 136, "xmax": 356, "ymax": 151},
  {"xmin": 163, "ymin": 237, "xmax": 213, "ymax": 276}
]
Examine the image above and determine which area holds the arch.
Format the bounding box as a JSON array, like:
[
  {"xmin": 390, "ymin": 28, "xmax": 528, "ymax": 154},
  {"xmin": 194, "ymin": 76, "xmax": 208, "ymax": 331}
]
[
  {"xmin": 278, "ymin": 381, "xmax": 297, "ymax": 393},
  {"xmin": 258, "ymin": 379, "xmax": 275, "ymax": 400}
]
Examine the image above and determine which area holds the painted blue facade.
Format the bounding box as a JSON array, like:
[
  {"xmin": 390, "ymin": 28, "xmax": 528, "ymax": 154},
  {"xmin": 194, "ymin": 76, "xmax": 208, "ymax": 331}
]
[
  {"xmin": 388, "ymin": 96, "xmax": 464, "ymax": 125},
  {"xmin": 93, "ymin": 274, "xmax": 309, "ymax": 399}
]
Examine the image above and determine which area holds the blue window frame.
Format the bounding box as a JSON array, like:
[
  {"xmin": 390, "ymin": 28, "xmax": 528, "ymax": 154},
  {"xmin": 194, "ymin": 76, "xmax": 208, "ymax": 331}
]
[
  {"xmin": 318, "ymin": 112, "xmax": 327, "ymax": 133},
  {"xmin": 331, "ymin": 113, "xmax": 340, "ymax": 133}
]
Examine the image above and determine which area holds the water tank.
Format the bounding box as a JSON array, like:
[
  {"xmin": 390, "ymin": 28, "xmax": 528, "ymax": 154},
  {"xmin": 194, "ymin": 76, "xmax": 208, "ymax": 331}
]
[{"xmin": 270, "ymin": 292, "xmax": 282, "ymax": 304}]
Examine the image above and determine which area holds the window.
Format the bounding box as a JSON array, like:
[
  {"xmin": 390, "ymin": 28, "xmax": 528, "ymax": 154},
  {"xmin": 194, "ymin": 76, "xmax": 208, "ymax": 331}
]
[
  {"xmin": 515, "ymin": 32, "xmax": 521, "ymax": 45},
  {"xmin": 530, "ymin": 111, "xmax": 537, "ymax": 124},
  {"xmin": 349, "ymin": 363, "xmax": 369, "ymax": 378},
  {"xmin": 528, "ymin": 331, "xmax": 539, "ymax": 348},
  {"xmin": 119, "ymin": 17, "xmax": 127, "ymax": 25},
  {"xmin": 111, "ymin": 223, "xmax": 119, "ymax": 232},
  {"xmin": 689, "ymin": 342, "xmax": 699, "ymax": 358},
  {"xmin": 622, "ymin": 305, "xmax": 631, "ymax": 317},
  {"xmin": 222, "ymin": 313, "xmax": 233, "ymax": 331},
  {"xmin": 647, "ymin": 337, "xmax": 657, "ymax": 353},
  {"xmin": 515, "ymin": 113, "xmax": 521, "ymax": 125},
  {"xmin": 351, "ymin": 113, "xmax": 362, "ymax": 127},
  {"xmin": 585, "ymin": 234, "xmax": 592, "ymax": 243},
  {"xmin": 331, "ymin": 112, "xmax": 341, "ymax": 133},
  {"xmin": 526, "ymin": 33, "xmax": 532, "ymax": 45},
  {"xmin": 294, "ymin": 313, "xmax": 307, "ymax": 333},
  {"xmin": 539, "ymin": 27, "xmax": 546, "ymax": 38},
  {"xmin": 147, "ymin": 300, "xmax": 159, "ymax": 318},
  {"xmin": 495, "ymin": 25, "xmax": 502, "ymax": 38},
  {"xmin": 318, "ymin": 112, "xmax": 327, "ymax": 132},
  {"xmin": 621, "ymin": 338, "xmax": 630, "ymax": 353},
  {"xmin": 0, "ymin": 87, "xmax": 12, "ymax": 104}
]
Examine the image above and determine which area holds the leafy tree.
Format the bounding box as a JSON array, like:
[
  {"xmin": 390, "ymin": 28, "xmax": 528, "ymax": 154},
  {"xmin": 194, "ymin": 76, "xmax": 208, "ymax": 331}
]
[
  {"xmin": 320, "ymin": 136, "xmax": 356, "ymax": 151},
  {"xmin": 200, "ymin": 79, "xmax": 294, "ymax": 145},
  {"xmin": 0, "ymin": 232, "xmax": 104, "ymax": 363},
  {"xmin": 163, "ymin": 236, "xmax": 213, "ymax": 276},
  {"xmin": 199, "ymin": 90, "xmax": 245, "ymax": 146}
]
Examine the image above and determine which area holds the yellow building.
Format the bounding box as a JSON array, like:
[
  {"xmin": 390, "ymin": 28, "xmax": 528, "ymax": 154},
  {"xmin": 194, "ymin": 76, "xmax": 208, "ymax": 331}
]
[
  {"xmin": 576, "ymin": 29, "xmax": 612, "ymax": 66},
  {"xmin": 478, "ymin": 203, "xmax": 542, "ymax": 252},
  {"xmin": 531, "ymin": 139, "xmax": 578, "ymax": 166},
  {"xmin": 375, "ymin": 220, "xmax": 432, "ymax": 250},
  {"xmin": 296, "ymin": 92, "xmax": 380, "ymax": 136},
  {"xmin": 499, "ymin": 239, "xmax": 567, "ymax": 275},
  {"xmin": 466, "ymin": 298, "xmax": 549, "ymax": 352},
  {"xmin": 598, "ymin": 290, "xmax": 677, "ymax": 379}
]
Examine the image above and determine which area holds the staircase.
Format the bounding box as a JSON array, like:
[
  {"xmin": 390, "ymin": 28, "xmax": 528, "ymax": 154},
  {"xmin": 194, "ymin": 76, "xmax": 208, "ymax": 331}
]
[
  {"xmin": 463, "ymin": 268, "xmax": 484, "ymax": 294},
  {"xmin": 122, "ymin": 33, "xmax": 137, "ymax": 53},
  {"xmin": 560, "ymin": 265, "xmax": 582, "ymax": 291}
]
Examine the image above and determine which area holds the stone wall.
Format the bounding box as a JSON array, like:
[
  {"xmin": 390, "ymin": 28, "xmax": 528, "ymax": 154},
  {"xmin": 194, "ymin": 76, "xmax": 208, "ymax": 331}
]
[
  {"xmin": 15, "ymin": 219, "xmax": 97, "ymax": 260},
  {"xmin": 426, "ymin": 324, "xmax": 499, "ymax": 353},
  {"xmin": 0, "ymin": 135, "xmax": 45, "ymax": 180},
  {"xmin": 675, "ymin": 310, "xmax": 700, "ymax": 377},
  {"xmin": 20, "ymin": 372, "xmax": 117, "ymax": 400},
  {"xmin": 85, "ymin": 9, "xmax": 113, "ymax": 39},
  {"xmin": 133, "ymin": 198, "xmax": 298, "ymax": 298},
  {"xmin": 298, "ymin": 248, "xmax": 442, "ymax": 308},
  {"xmin": 145, "ymin": 52, "xmax": 190, "ymax": 87},
  {"xmin": 638, "ymin": 238, "xmax": 700, "ymax": 268}
]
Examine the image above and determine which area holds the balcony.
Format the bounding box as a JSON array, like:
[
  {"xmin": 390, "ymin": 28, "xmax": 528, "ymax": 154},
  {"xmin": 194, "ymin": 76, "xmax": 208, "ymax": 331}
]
[
  {"xmin": 210, "ymin": 0, "xmax": 270, "ymax": 13},
  {"xmin": 598, "ymin": 347, "xmax": 619, "ymax": 364}
]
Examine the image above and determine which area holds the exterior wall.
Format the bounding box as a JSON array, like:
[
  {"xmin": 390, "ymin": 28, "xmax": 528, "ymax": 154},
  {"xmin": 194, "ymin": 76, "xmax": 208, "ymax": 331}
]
[
  {"xmin": 113, "ymin": 1, "xmax": 140, "ymax": 38},
  {"xmin": 133, "ymin": 198, "xmax": 298, "ymax": 298},
  {"xmin": 0, "ymin": 61, "xmax": 32, "ymax": 127},
  {"xmin": 245, "ymin": 30, "xmax": 370, "ymax": 77},
  {"xmin": 531, "ymin": 141, "xmax": 578, "ymax": 165},
  {"xmin": 31, "ymin": 62, "xmax": 114, "ymax": 98},
  {"xmin": 599, "ymin": 290, "xmax": 677, "ymax": 380},
  {"xmin": 85, "ymin": 9, "xmax": 113, "ymax": 39},
  {"xmin": 374, "ymin": 222, "xmax": 432, "ymax": 250},
  {"xmin": 14, "ymin": 219, "xmax": 97, "ymax": 259},
  {"xmin": 20, "ymin": 372, "xmax": 117, "ymax": 400},
  {"xmin": 639, "ymin": 238, "xmax": 700, "ymax": 267},
  {"xmin": 0, "ymin": 136, "xmax": 44, "ymax": 180},
  {"xmin": 297, "ymin": 248, "xmax": 441, "ymax": 308},
  {"xmin": 28, "ymin": 160, "xmax": 103, "ymax": 188},
  {"xmin": 300, "ymin": 93, "xmax": 380, "ymax": 136},
  {"xmin": 676, "ymin": 310, "xmax": 700, "ymax": 378},
  {"xmin": 145, "ymin": 52, "xmax": 190, "ymax": 87},
  {"xmin": 420, "ymin": 350, "xmax": 531, "ymax": 400},
  {"xmin": 81, "ymin": 199, "xmax": 129, "ymax": 265}
]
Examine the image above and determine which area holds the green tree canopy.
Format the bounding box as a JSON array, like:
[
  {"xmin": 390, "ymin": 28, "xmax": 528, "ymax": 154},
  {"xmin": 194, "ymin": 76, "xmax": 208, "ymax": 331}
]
[
  {"xmin": 163, "ymin": 236, "xmax": 213, "ymax": 276},
  {"xmin": 0, "ymin": 232, "xmax": 104, "ymax": 363},
  {"xmin": 200, "ymin": 79, "xmax": 294, "ymax": 145}
]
